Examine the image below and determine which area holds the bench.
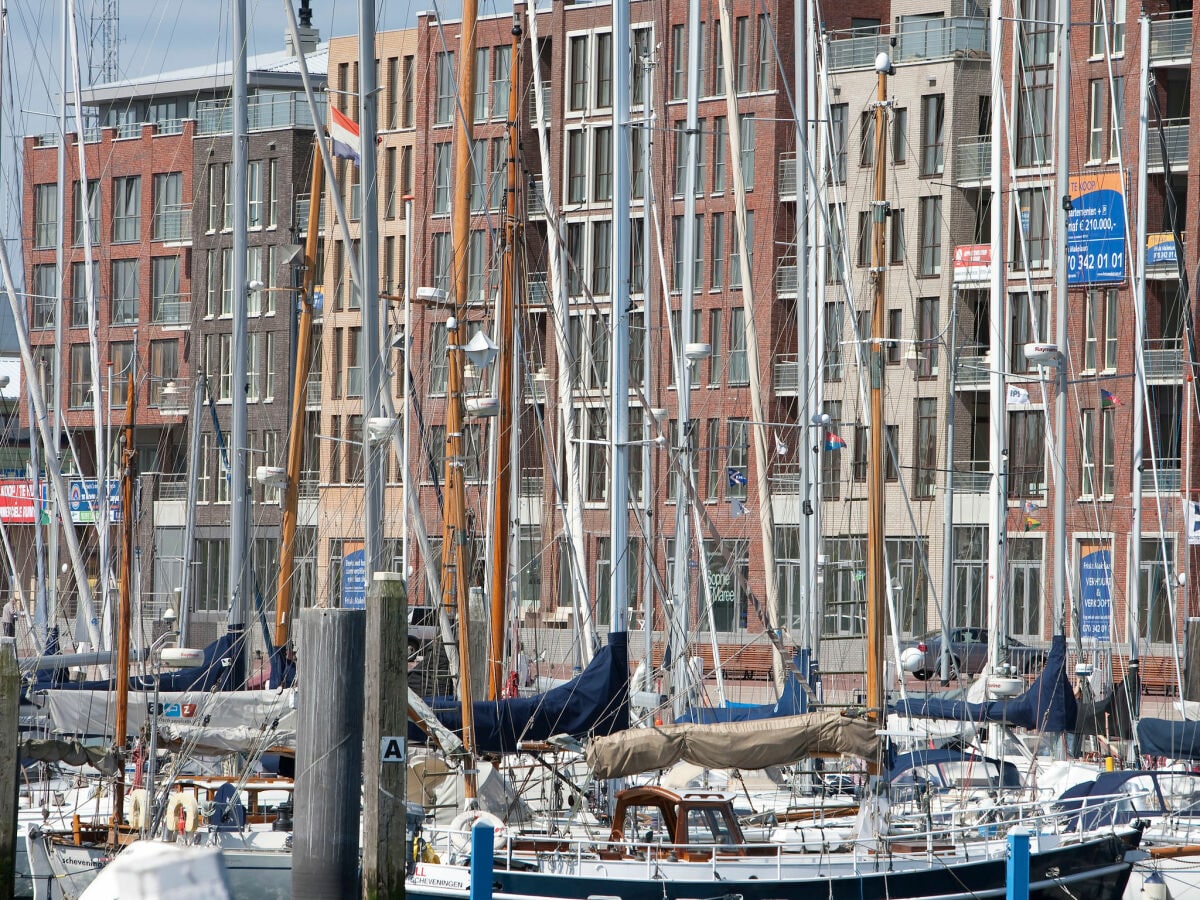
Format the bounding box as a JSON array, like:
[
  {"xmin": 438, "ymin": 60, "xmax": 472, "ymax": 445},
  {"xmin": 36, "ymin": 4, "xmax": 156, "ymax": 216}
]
[
  {"xmin": 649, "ymin": 642, "xmax": 788, "ymax": 681},
  {"xmin": 1096, "ymin": 654, "xmax": 1180, "ymax": 697}
]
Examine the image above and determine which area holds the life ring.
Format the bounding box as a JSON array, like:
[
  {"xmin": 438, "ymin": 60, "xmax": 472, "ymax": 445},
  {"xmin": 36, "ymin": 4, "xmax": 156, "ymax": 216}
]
[
  {"xmin": 127, "ymin": 789, "xmax": 148, "ymax": 829},
  {"xmin": 448, "ymin": 809, "xmax": 507, "ymax": 856},
  {"xmin": 165, "ymin": 791, "xmax": 198, "ymax": 833}
]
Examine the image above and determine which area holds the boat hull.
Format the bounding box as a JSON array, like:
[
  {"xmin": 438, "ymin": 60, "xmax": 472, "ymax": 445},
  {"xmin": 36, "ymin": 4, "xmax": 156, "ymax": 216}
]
[{"xmin": 407, "ymin": 830, "xmax": 1137, "ymax": 900}]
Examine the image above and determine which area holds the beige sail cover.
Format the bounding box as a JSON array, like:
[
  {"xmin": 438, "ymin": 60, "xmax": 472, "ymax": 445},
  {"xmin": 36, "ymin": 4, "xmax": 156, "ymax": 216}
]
[{"xmin": 586, "ymin": 711, "xmax": 879, "ymax": 779}]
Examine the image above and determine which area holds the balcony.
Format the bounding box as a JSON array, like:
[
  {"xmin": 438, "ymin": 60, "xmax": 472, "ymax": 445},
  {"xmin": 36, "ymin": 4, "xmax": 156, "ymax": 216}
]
[
  {"xmin": 955, "ymin": 136, "xmax": 991, "ymax": 186},
  {"xmin": 776, "ymin": 257, "xmax": 798, "ymax": 295},
  {"xmin": 1144, "ymin": 338, "xmax": 1184, "ymax": 380},
  {"xmin": 954, "ymin": 347, "xmax": 991, "ymax": 387},
  {"xmin": 527, "ymin": 82, "xmax": 551, "ymax": 123},
  {"xmin": 1150, "ymin": 14, "xmax": 1193, "ymax": 65},
  {"xmin": 115, "ymin": 122, "xmax": 143, "ymax": 140},
  {"xmin": 150, "ymin": 376, "xmax": 191, "ymax": 412},
  {"xmin": 528, "ymin": 272, "xmax": 549, "ymax": 306},
  {"xmin": 778, "ymin": 153, "xmax": 797, "ymax": 201},
  {"xmin": 196, "ymin": 92, "xmax": 326, "ymax": 135},
  {"xmin": 156, "ymin": 476, "xmax": 189, "ymax": 501},
  {"xmin": 826, "ymin": 17, "xmax": 988, "ymax": 72},
  {"xmin": 1143, "ymin": 459, "xmax": 1182, "ymax": 493},
  {"xmin": 1148, "ymin": 119, "xmax": 1189, "ymax": 172},
  {"xmin": 773, "ymin": 353, "xmax": 799, "ymax": 396},
  {"xmin": 152, "ymin": 295, "xmax": 191, "ymax": 326},
  {"xmin": 153, "ymin": 204, "xmax": 192, "ymax": 244},
  {"xmin": 306, "ymin": 374, "xmax": 322, "ymax": 407},
  {"xmin": 520, "ymin": 468, "xmax": 542, "ymax": 497},
  {"xmin": 770, "ymin": 465, "xmax": 803, "ymax": 495},
  {"xmin": 524, "ymin": 370, "xmax": 550, "ymax": 404}
]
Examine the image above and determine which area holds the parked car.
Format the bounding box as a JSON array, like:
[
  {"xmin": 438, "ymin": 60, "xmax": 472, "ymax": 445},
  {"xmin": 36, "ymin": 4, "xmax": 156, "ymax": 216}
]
[
  {"xmin": 899, "ymin": 628, "xmax": 1046, "ymax": 680},
  {"xmin": 408, "ymin": 605, "xmax": 439, "ymax": 645}
]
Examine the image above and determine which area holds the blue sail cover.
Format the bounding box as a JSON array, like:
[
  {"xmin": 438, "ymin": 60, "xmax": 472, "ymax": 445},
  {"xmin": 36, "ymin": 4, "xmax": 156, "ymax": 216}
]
[
  {"xmin": 413, "ymin": 631, "xmax": 629, "ymax": 753},
  {"xmin": 1137, "ymin": 717, "xmax": 1200, "ymax": 759},
  {"xmin": 675, "ymin": 660, "xmax": 807, "ymax": 724},
  {"xmin": 891, "ymin": 634, "xmax": 1077, "ymax": 732},
  {"xmin": 33, "ymin": 633, "xmax": 240, "ymax": 694}
]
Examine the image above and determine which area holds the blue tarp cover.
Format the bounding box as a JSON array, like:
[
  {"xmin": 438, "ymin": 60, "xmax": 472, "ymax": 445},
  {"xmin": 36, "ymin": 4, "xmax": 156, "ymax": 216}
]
[
  {"xmin": 413, "ymin": 631, "xmax": 629, "ymax": 753},
  {"xmin": 34, "ymin": 633, "xmax": 240, "ymax": 694},
  {"xmin": 675, "ymin": 659, "xmax": 807, "ymax": 724},
  {"xmin": 1137, "ymin": 717, "xmax": 1200, "ymax": 760},
  {"xmin": 891, "ymin": 634, "xmax": 1077, "ymax": 732}
]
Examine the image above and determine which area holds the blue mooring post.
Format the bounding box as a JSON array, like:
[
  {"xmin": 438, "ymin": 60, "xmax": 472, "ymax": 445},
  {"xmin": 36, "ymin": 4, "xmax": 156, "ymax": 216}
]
[
  {"xmin": 470, "ymin": 822, "xmax": 495, "ymax": 900},
  {"xmin": 1006, "ymin": 827, "xmax": 1030, "ymax": 900}
]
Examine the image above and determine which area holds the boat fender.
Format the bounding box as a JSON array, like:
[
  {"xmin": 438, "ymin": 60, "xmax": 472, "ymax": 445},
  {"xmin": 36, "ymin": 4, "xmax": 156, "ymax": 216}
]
[
  {"xmin": 165, "ymin": 791, "xmax": 198, "ymax": 833},
  {"xmin": 448, "ymin": 810, "xmax": 507, "ymax": 856},
  {"xmin": 127, "ymin": 789, "xmax": 149, "ymax": 829},
  {"xmin": 1144, "ymin": 873, "xmax": 1171, "ymax": 900}
]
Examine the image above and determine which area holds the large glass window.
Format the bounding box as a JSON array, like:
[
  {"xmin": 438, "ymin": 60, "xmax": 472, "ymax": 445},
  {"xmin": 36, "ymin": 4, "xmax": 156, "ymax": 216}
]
[
  {"xmin": 953, "ymin": 525, "xmax": 987, "ymax": 628},
  {"xmin": 914, "ymin": 398, "xmax": 938, "ymax": 498},
  {"xmin": 822, "ymin": 535, "xmax": 865, "ymax": 636},
  {"xmin": 435, "ymin": 52, "xmax": 455, "ymax": 125},
  {"xmin": 918, "ymin": 196, "xmax": 942, "ymax": 275},
  {"xmin": 34, "ymin": 184, "xmax": 57, "ymax": 249},
  {"xmin": 111, "ymin": 259, "xmax": 139, "ymax": 325},
  {"xmin": 151, "ymin": 256, "xmax": 181, "ymax": 324},
  {"xmin": 73, "ymin": 179, "xmax": 99, "ymax": 246},
  {"xmin": 1139, "ymin": 537, "xmax": 1175, "ymax": 644},
  {"xmin": 1015, "ymin": 0, "xmax": 1054, "ymax": 167},
  {"xmin": 919, "ymin": 94, "xmax": 945, "ymax": 176},
  {"xmin": 1008, "ymin": 537, "xmax": 1043, "ymax": 639}
]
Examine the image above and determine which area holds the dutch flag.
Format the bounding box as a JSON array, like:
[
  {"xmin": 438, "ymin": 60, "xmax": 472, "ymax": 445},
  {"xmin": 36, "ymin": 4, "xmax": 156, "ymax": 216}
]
[{"xmin": 330, "ymin": 106, "xmax": 361, "ymax": 166}]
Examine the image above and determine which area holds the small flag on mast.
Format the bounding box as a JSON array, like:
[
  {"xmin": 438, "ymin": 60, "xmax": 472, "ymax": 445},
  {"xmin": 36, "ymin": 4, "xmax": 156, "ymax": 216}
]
[
  {"xmin": 824, "ymin": 432, "xmax": 846, "ymax": 451},
  {"xmin": 1024, "ymin": 515, "xmax": 1041, "ymax": 531},
  {"xmin": 330, "ymin": 106, "xmax": 362, "ymax": 166},
  {"xmin": 727, "ymin": 467, "xmax": 748, "ymax": 487},
  {"xmin": 1100, "ymin": 388, "xmax": 1122, "ymax": 408},
  {"xmin": 1006, "ymin": 384, "xmax": 1031, "ymax": 408},
  {"xmin": 730, "ymin": 498, "xmax": 750, "ymax": 518},
  {"xmin": 774, "ymin": 434, "xmax": 788, "ymax": 456}
]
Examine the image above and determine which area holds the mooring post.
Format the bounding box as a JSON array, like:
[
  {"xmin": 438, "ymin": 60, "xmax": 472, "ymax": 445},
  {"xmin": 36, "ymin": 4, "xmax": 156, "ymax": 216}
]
[
  {"xmin": 293, "ymin": 607, "xmax": 365, "ymax": 899},
  {"xmin": 0, "ymin": 638, "xmax": 18, "ymax": 898},
  {"xmin": 469, "ymin": 822, "xmax": 495, "ymax": 900},
  {"xmin": 363, "ymin": 572, "xmax": 409, "ymax": 899},
  {"xmin": 1006, "ymin": 826, "xmax": 1030, "ymax": 900}
]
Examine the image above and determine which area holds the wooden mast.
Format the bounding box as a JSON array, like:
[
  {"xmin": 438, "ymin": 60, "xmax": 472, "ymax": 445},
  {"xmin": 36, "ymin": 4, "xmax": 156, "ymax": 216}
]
[
  {"xmin": 112, "ymin": 361, "xmax": 136, "ymax": 835},
  {"xmin": 275, "ymin": 149, "xmax": 325, "ymax": 647},
  {"xmin": 442, "ymin": 0, "xmax": 480, "ymax": 798},
  {"xmin": 864, "ymin": 57, "xmax": 890, "ymax": 722},
  {"xmin": 487, "ymin": 19, "xmax": 523, "ymax": 701}
]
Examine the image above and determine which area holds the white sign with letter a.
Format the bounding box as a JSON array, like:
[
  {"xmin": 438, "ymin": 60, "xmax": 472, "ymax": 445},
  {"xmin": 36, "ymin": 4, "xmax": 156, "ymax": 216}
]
[{"xmin": 380, "ymin": 736, "xmax": 406, "ymax": 763}]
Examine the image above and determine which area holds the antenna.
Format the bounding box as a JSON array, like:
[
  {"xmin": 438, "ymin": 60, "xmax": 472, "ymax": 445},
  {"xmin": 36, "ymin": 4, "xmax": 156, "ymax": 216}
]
[{"xmin": 89, "ymin": 0, "xmax": 120, "ymax": 85}]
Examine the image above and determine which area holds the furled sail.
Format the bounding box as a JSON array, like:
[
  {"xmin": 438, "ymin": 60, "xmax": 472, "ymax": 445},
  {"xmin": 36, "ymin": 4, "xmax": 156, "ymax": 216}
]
[{"xmin": 586, "ymin": 710, "xmax": 879, "ymax": 780}]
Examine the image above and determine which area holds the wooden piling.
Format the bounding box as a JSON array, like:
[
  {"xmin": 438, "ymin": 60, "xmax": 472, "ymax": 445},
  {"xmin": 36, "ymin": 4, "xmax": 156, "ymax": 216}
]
[
  {"xmin": 0, "ymin": 637, "xmax": 19, "ymax": 898},
  {"xmin": 363, "ymin": 572, "xmax": 409, "ymax": 899},
  {"xmin": 293, "ymin": 607, "xmax": 365, "ymax": 899}
]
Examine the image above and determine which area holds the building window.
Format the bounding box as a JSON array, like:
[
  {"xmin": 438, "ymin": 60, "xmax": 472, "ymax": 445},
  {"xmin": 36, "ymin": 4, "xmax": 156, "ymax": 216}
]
[
  {"xmin": 1010, "ymin": 289, "xmax": 1048, "ymax": 372},
  {"xmin": 433, "ymin": 143, "xmax": 451, "ymax": 215},
  {"xmin": 914, "ymin": 398, "xmax": 938, "ymax": 498},
  {"xmin": 221, "ymin": 248, "xmax": 233, "ymax": 316},
  {"xmin": 595, "ymin": 32, "xmax": 612, "ymax": 108},
  {"xmin": 855, "ymin": 211, "xmax": 871, "ymax": 268},
  {"xmin": 712, "ymin": 116, "xmax": 727, "ymax": 192},
  {"xmin": 888, "ymin": 537, "xmax": 927, "ymax": 636},
  {"xmin": 473, "ymin": 47, "xmax": 489, "ymax": 120},
  {"xmin": 1008, "ymin": 409, "xmax": 1046, "ymax": 497},
  {"xmin": 469, "ymin": 139, "xmax": 487, "ymax": 213},
  {"xmin": 727, "ymin": 419, "xmax": 749, "ymax": 499},
  {"xmin": 489, "ymin": 137, "xmax": 506, "ymax": 211},
  {"xmin": 430, "ymin": 322, "xmax": 448, "ymax": 395},
  {"xmin": 852, "ymin": 425, "xmax": 868, "ymax": 482},
  {"xmin": 824, "ymin": 301, "xmax": 843, "ymax": 381},
  {"xmin": 569, "ymin": 35, "xmax": 588, "ymax": 111},
  {"xmin": 34, "ymin": 184, "xmax": 57, "ymax": 249},
  {"xmin": 149, "ymin": 340, "xmax": 178, "ymax": 407},
  {"xmin": 735, "ymin": 17, "xmax": 751, "ymax": 94},
  {"xmin": 246, "ymin": 246, "xmax": 263, "ymax": 315},
  {"xmin": 711, "ymin": 213, "xmax": 725, "ymax": 288},
  {"xmin": 671, "ymin": 24, "xmax": 685, "ymax": 100},
  {"xmin": 151, "ymin": 256, "xmax": 180, "ymax": 325},
  {"xmin": 917, "ymin": 296, "xmax": 939, "ymax": 377},
  {"xmin": 198, "ymin": 434, "xmax": 213, "ymax": 503},
  {"xmin": 892, "ymin": 107, "xmax": 908, "ymax": 164},
  {"xmin": 1015, "ymin": 0, "xmax": 1054, "ymax": 167},
  {"xmin": 859, "ymin": 110, "xmax": 875, "ymax": 168},
  {"xmin": 194, "ymin": 538, "xmax": 229, "ymax": 611},
  {"xmin": 73, "ymin": 179, "xmax": 99, "ymax": 246},
  {"xmin": 591, "ymin": 221, "xmax": 611, "ymax": 295},
  {"xmin": 1087, "ymin": 79, "xmax": 1106, "ymax": 163},
  {"xmin": 953, "ymin": 525, "xmax": 987, "ymax": 628},
  {"xmin": 918, "ymin": 196, "xmax": 942, "ymax": 276},
  {"xmin": 435, "ymin": 52, "xmax": 455, "ymax": 125},
  {"xmin": 401, "ymin": 55, "xmax": 415, "ymax": 127},
  {"xmin": 757, "ymin": 14, "xmax": 772, "ymax": 91},
  {"xmin": 30, "ymin": 265, "xmax": 55, "ymax": 329},
  {"xmin": 247, "ymin": 332, "xmax": 262, "ymax": 403},
  {"xmin": 1092, "ymin": 0, "xmax": 1125, "ymax": 56},
  {"xmin": 821, "ymin": 402, "xmax": 842, "ymax": 499},
  {"xmin": 740, "ymin": 114, "xmax": 755, "ymax": 189},
  {"xmin": 264, "ymin": 332, "xmax": 276, "ymax": 401},
  {"xmin": 919, "ymin": 94, "xmax": 944, "ymax": 176},
  {"xmin": 1081, "ymin": 408, "xmax": 1097, "ymax": 496},
  {"xmin": 1008, "ymin": 537, "xmax": 1042, "ymax": 639},
  {"xmin": 1139, "ymin": 537, "xmax": 1174, "ymax": 644},
  {"xmin": 152, "ymin": 172, "xmax": 183, "ymax": 241},
  {"xmin": 728, "ymin": 308, "xmax": 748, "ymax": 385},
  {"xmin": 207, "ymin": 164, "xmax": 220, "ymax": 232},
  {"xmin": 593, "ymin": 126, "xmax": 613, "ymax": 202},
  {"xmin": 584, "ymin": 406, "xmax": 608, "ymax": 502},
  {"xmin": 566, "ymin": 130, "xmax": 587, "ymax": 204},
  {"xmin": 112, "ymin": 176, "xmax": 142, "ymax": 244},
  {"xmin": 829, "ymin": 104, "xmax": 847, "ymax": 184},
  {"xmin": 1084, "ymin": 287, "xmax": 1118, "ymax": 371},
  {"xmin": 822, "ymin": 535, "xmax": 865, "ymax": 636},
  {"xmin": 887, "ymin": 308, "xmax": 902, "ymax": 364},
  {"xmin": 222, "ymin": 163, "xmax": 233, "ymax": 229},
  {"xmin": 889, "ymin": 208, "xmax": 905, "ymax": 265},
  {"xmin": 247, "ymin": 160, "xmax": 262, "ymax": 228},
  {"xmin": 71, "ymin": 262, "xmax": 95, "ymax": 327},
  {"xmin": 631, "ymin": 27, "xmax": 652, "ymax": 106},
  {"xmin": 111, "ymin": 259, "xmax": 139, "ymax": 325},
  {"xmin": 69, "ymin": 344, "xmax": 91, "ymax": 408},
  {"xmin": 492, "ymin": 45, "xmax": 512, "ymax": 119}
]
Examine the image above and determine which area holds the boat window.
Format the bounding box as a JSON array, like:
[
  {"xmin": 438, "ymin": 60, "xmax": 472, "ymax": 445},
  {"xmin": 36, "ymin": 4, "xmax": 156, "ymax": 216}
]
[
  {"xmin": 685, "ymin": 807, "xmax": 736, "ymax": 846},
  {"xmin": 256, "ymin": 790, "xmax": 291, "ymax": 813},
  {"xmin": 1119, "ymin": 776, "xmax": 1165, "ymax": 813},
  {"xmin": 892, "ymin": 764, "xmax": 943, "ymax": 790},
  {"xmin": 622, "ymin": 807, "xmax": 671, "ymax": 844},
  {"xmin": 1156, "ymin": 775, "xmax": 1200, "ymax": 814},
  {"xmin": 937, "ymin": 760, "xmax": 1000, "ymax": 790}
]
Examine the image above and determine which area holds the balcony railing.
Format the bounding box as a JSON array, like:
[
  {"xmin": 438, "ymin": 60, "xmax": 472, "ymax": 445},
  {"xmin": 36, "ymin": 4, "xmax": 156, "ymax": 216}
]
[
  {"xmin": 150, "ymin": 376, "xmax": 190, "ymax": 412},
  {"xmin": 827, "ymin": 17, "xmax": 988, "ymax": 71},
  {"xmin": 152, "ymin": 295, "xmax": 191, "ymax": 326},
  {"xmin": 527, "ymin": 179, "xmax": 546, "ymax": 217},
  {"xmin": 528, "ymin": 272, "xmax": 549, "ymax": 306},
  {"xmin": 306, "ymin": 374, "xmax": 322, "ymax": 406},
  {"xmin": 298, "ymin": 477, "xmax": 319, "ymax": 499},
  {"xmin": 520, "ymin": 468, "xmax": 542, "ymax": 497},
  {"xmin": 778, "ymin": 153, "xmax": 797, "ymax": 200},
  {"xmin": 954, "ymin": 347, "xmax": 991, "ymax": 386},
  {"xmin": 955, "ymin": 136, "xmax": 991, "ymax": 185},
  {"xmin": 153, "ymin": 204, "xmax": 192, "ymax": 244},
  {"xmin": 774, "ymin": 353, "xmax": 799, "ymax": 396},
  {"xmin": 196, "ymin": 92, "xmax": 326, "ymax": 135},
  {"xmin": 770, "ymin": 466, "xmax": 803, "ymax": 494},
  {"xmin": 1143, "ymin": 459, "xmax": 1182, "ymax": 493},
  {"xmin": 952, "ymin": 464, "xmax": 990, "ymax": 493},
  {"xmin": 157, "ymin": 476, "xmax": 189, "ymax": 501},
  {"xmin": 116, "ymin": 122, "xmax": 143, "ymax": 140},
  {"xmin": 1149, "ymin": 14, "xmax": 1193, "ymax": 64},
  {"xmin": 295, "ymin": 193, "xmax": 326, "ymax": 233},
  {"xmin": 776, "ymin": 257, "xmax": 798, "ymax": 294},
  {"xmin": 1144, "ymin": 337, "xmax": 1184, "ymax": 379},
  {"xmin": 1148, "ymin": 119, "xmax": 1189, "ymax": 171},
  {"xmin": 527, "ymin": 82, "xmax": 551, "ymax": 122}
]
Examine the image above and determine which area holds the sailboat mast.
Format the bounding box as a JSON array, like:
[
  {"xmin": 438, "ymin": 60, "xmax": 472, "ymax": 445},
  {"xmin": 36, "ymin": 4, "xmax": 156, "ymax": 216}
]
[
  {"xmin": 228, "ymin": 0, "xmax": 250, "ymax": 680},
  {"xmin": 864, "ymin": 55, "xmax": 891, "ymax": 720},
  {"xmin": 276, "ymin": 151, "xmax": 324, "ymax": 648},
  {"xmin": 358, "ymin": 0, "xmax": 384, "ymax": 581},
  {"xmin": 487, "ymin": 20, "xmax": 523, "ymax": 700},
  {"xmin": 49, "ymin": 0, "xmax": 66, "ymax": 640},
  {"xmin": 112, "ymin": 363, "xmax": 135, "ymax": 834},
  {"xmin": 444, "ymin": 0, "xmax": 480, "ymax": 796}
]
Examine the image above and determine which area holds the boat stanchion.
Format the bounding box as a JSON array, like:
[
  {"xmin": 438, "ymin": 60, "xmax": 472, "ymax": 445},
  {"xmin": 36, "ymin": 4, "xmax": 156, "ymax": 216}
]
[{"xmin": 1006, "ymin": 826, "xmax": 1030, "ymax": 900}]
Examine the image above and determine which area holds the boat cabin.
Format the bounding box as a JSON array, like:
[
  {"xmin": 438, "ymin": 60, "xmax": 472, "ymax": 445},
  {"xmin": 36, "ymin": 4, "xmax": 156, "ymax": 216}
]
[{"xmin": 604, "ymin": 786, "xmax": 773, "ymax": 860}]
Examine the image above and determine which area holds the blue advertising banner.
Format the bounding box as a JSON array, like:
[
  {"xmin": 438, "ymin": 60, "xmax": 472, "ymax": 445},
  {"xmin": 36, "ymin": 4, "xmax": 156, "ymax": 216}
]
[
  {"xmin": 342, "ymin": 544, "xmax": 366, "ymax": 609},
  {"xmin": 1147, "ymin": 233, "xmax": 1179, "ymax": 267},
  {"xmin": 1067, "ymin": 172, "xmax": 1126, "ymax": 284},
  {"xmin": 1079, "ymin": 544, "xmax": 1112, "ymax": 643},
  {"xmin": 68, "ymin": 479, "xmax": 122, "ymax": 524}
]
